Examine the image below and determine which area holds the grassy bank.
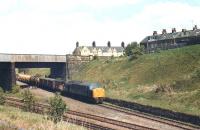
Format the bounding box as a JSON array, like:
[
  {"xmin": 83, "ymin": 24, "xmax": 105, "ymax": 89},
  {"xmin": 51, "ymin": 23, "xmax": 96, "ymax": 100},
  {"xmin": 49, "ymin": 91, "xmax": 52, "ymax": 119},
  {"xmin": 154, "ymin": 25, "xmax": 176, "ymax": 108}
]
[
  {"xmin": 0, "ymin": 105, "xmax": 85, "ymax": 130},
  {"xmin": 73, "ymin": 45, "xmax": 200, "ymax": 116}
]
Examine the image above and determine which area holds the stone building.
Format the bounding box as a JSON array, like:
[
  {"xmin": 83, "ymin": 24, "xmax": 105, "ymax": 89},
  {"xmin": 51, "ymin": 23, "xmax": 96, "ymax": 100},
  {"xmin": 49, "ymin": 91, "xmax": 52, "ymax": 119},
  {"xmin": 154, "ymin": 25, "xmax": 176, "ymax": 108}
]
[
  {"xmin": 140, "ymin": 25, "xmax": 200, "ymax": 52},
  {"xmin": 73, "ymin": 41, "xmax": 125, "ymax": 57}
]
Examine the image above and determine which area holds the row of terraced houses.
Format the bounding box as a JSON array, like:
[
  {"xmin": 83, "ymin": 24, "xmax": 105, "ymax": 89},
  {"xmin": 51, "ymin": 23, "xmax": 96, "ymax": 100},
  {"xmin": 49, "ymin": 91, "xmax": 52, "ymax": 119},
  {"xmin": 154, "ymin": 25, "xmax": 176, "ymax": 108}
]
[
  {"xmin": 140, "ymin": 25, "xmax": 200, "ymax": 52},
  {"xmin": 73, "ymin": 25, "xmax": 200, "ymax": 57}
]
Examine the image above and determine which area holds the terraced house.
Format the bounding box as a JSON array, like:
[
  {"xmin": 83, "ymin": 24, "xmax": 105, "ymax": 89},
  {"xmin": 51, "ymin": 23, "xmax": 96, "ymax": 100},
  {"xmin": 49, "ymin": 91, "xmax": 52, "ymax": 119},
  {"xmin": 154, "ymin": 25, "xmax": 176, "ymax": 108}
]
[
  {"xmin": 73, "ymin": 41, "xmax": 125, "ymax": 57},
  {"xmin": 140, "ymin": 25, "xmax": 200, "ymax": 52}
]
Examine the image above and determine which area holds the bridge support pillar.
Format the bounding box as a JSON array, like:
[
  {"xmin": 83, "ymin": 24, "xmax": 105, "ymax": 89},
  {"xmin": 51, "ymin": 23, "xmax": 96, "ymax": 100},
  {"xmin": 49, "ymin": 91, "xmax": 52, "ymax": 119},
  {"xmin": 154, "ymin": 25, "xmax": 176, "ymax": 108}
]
[
  {"xmin": 50, "ymin": 63, "xmax": 66, "ymax": 80},
  {"xmin": 0, "ymin": 62, "xmax": 16, "ymax": 91}
]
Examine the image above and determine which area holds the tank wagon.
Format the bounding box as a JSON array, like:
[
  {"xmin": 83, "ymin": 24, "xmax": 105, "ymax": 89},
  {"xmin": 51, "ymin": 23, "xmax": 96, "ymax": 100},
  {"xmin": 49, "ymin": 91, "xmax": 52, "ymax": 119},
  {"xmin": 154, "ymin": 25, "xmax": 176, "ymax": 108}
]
[{"xmin": 16, "ymin": 73, "xmax": 105, "ymax": 103}]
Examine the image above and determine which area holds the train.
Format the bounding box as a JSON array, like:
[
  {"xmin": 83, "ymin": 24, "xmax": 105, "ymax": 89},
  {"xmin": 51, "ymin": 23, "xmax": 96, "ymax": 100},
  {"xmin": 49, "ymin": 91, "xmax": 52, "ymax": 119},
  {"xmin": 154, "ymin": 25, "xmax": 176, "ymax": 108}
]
[{"xmin": 16, "ymin": 73, "xmax": 105, "ymax": 103}]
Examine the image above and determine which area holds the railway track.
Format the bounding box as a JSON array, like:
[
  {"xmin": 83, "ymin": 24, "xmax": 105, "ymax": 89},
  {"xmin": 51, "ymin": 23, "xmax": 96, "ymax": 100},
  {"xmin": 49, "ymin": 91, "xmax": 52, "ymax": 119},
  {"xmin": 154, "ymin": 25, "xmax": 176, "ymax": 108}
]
[
  {"xmin": 99, "ymin": 103, "xmax": 200, "ymax": 130},
  {"xmin": 5, "ymin": 97, "xmax": 156, "ymax": 130},
  {"xmin": 67, "ymin": 110, "xmax": 156, "ymax": 130}
]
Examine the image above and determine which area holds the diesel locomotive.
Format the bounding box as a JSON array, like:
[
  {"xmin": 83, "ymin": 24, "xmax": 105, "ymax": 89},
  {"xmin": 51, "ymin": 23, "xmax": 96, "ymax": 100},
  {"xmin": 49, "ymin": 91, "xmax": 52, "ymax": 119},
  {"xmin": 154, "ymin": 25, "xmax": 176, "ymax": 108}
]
[{"xmin": 16, "ymin": 73, "xmax": 105, "ymax": 103}]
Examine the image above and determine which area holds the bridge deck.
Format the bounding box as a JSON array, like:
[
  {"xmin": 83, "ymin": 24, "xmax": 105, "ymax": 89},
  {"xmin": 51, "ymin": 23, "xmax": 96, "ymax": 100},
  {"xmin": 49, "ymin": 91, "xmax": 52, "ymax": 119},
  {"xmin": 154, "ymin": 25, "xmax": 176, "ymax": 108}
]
[{"xmin": 0, "ymin": 53, "xmax": 66, "ymax": 62}]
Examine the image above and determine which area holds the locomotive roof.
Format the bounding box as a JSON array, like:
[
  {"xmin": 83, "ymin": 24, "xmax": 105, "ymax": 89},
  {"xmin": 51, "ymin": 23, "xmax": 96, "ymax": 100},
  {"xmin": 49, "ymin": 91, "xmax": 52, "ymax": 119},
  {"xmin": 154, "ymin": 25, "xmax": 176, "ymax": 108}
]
[
  {"xmin": 40, "ymin": 77, "xmax": 64, "ymax": 82},
  {"xmin": 82, "ymin": 82, "xmax": 101, "ymax": 90},
  {"xmin": 66, "ymin": 80, "xmax": 101, "ymax": 90}
]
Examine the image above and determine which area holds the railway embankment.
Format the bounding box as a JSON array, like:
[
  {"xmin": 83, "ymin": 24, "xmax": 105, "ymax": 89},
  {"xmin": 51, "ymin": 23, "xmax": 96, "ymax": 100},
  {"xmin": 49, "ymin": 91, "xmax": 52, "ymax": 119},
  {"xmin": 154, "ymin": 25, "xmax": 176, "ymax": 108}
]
[
  {"xmin": 105, "ymin": 98, "xmax": 200, "ymax": 126},
  {"xmin": 73, "ymin": 44, "xmax": 200, "ymax": 116}
]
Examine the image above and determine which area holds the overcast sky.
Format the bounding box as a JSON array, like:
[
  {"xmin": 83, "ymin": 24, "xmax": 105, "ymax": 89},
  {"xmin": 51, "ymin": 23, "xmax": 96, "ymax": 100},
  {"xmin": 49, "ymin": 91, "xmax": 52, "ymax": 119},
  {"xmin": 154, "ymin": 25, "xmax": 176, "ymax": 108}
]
[{"xmin": 0, "ymin": 0, "xmax": 200, "ymax": 54}]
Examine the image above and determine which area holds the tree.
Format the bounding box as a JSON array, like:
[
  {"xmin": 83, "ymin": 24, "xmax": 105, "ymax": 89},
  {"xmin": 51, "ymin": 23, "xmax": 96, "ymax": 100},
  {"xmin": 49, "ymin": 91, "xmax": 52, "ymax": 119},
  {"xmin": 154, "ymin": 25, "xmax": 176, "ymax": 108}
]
[
  {"xmin": 124, "ymin": 42, "xmax": 144, "ymax": 60},
  {"xmin": 22, "ymin": 89, "xmax": 36, "ymax": 112},
  {"xmin": 48, "ymin": 93, "xmax": 67, "ymax": 123}
]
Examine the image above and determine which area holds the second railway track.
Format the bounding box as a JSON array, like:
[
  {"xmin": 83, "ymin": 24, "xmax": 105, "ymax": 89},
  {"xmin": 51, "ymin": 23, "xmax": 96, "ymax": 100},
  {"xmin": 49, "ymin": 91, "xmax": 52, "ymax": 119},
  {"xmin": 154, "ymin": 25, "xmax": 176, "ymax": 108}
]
[
  {"xmin": 5, "ymin": 97, "xmax": 157, "ymax": 130},
  {"xmin": 99, "ymin": 103, "xmax": 200, "ymax": 130}
]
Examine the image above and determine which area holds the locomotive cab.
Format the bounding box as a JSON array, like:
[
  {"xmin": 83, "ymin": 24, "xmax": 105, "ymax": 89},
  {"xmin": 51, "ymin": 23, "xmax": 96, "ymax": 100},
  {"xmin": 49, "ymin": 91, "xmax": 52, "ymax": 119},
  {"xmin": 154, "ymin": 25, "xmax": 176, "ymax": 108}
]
[
  {"xmin": 92, "ymin": 88, "xmax": 105, "ymax": 103},
  {"xmin": 89, "ymin": 83, "xmax": 105, "ymax": 103}
]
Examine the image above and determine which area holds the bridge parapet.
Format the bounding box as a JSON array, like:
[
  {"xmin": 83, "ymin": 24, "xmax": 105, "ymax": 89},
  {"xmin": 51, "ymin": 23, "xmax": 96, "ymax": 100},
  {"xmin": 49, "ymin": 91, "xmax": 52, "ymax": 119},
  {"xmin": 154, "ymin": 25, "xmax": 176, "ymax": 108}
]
[
  {"xmin": 0, "ymin": 54, "xmax": 66, "ymax": 62},
  {"xmin": 0, "ymin": 54, "xmax": 12, "ymax": 62}
]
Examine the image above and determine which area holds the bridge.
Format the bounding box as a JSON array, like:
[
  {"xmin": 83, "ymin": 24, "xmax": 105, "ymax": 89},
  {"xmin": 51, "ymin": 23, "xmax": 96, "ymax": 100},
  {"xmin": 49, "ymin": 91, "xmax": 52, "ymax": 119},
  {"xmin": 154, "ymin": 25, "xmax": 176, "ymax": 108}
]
[{"xmin": 0, "ymin": 54, "xmax": 92, "ymax": 91}]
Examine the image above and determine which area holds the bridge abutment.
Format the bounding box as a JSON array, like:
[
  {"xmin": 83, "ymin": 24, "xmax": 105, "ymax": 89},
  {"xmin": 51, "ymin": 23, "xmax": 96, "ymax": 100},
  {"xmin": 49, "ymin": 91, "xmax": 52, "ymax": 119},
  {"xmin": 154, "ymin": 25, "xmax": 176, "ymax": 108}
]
[
  {"xmin": 50, "ymin": 63, "xmax": 66, "ymax": 80},
  {"xmin": 0, "ymin": 62, "xmax": 16, "ymax": 91}
]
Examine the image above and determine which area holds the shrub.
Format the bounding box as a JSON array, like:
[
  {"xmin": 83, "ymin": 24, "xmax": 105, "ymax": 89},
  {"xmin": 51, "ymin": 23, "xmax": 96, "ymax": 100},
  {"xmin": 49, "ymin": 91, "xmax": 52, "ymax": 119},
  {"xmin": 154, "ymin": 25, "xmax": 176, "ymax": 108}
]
[
  {"xmin": 0, "ymin": 87, "xmax": 5, "ymax": 105},
  {"xmin": 22, "ymin": 89, "xmax": 36, "ymax": 112},
  {"xmin": 93, "ymin": 55, "xmax": 99, "ymax": 60},
  {"xmin": 192, "ymin": 68, "xmax": 200, "ymax": 79},
  {"xmin": 12, "ymin": 85, "xmax": 20, "ymax": 94},
  {"xmin": 0, "ymin": 87, "xmax": 4, "ymax": 93},
  {"xmin": 124, "ymin": 42, "xmax": 144, "ymax": 60},
  {"xmin": 48, "ymin": 93, "xmax": 67, "ymax": 123},
  {"xmin": 155, "ymin": 48, "xmax": 161, "ymax": 53}
]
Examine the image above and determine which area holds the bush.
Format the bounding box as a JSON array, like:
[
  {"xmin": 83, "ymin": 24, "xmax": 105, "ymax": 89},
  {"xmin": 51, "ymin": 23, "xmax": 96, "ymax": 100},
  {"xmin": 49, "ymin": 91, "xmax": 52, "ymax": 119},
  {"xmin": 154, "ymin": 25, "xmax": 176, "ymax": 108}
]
[
  {"xmin": 48, "ymin": 93, "xmax": 67, "ymax": 123},
  {"xmin": 22, "ymin": 89, "xmax": 36, "ymax": 112},
  {"xmin": 12, "ymin": 85, "xmax": 20, "ymax": 94},
  {"xmin": 93, "ymin": 55, "xmax": 99, "ymax": 60},
  {"xmin": 0, "ymin": 87, "xmax": 5, "ymax": 105},
  {"xmin": 192, "ymin": 68, "xmax": 200, "ymax": 79},
  {"xmin": 124, "ymin": 42, "xmax": 144, "ymax": 60},
  {"xmin": 0, "ymin": 87, "xmax": 4, "ymax": 93}
]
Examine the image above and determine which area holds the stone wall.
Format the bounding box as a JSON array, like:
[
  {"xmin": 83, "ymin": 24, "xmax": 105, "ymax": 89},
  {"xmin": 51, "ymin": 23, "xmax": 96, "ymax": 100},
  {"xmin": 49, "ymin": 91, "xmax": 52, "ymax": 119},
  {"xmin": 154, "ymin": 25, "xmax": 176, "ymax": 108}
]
[{"xmin": 66, "ymin": 55, "xmax": 92, "ymax": 80}]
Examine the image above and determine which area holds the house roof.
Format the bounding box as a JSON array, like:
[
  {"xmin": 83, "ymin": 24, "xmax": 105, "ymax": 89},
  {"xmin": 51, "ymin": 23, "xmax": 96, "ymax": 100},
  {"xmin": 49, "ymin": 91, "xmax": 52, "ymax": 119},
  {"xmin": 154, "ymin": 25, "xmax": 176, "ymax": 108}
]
[
  {"xmin": 140, "ymin": 29, "xmax": 200, "ymax": 44},
  {"xmin": 75, "ymin": 46, "xmax": 124, "ymax": 53}
]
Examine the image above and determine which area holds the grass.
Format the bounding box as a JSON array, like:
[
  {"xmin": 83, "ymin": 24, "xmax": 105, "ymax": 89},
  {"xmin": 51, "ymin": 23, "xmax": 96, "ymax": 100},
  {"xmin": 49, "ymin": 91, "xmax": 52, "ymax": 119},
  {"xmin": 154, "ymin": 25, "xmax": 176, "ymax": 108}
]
[
  {"xmin": 0, "ymin": 105, "xmax": 86, "ymax": 130},
  {"xmin": 73, "ymin": 45, "xmax": 200, "ymax": 116},
  {"xmin": 17, "ymin": 68, "xmax": 50, "ymax": 76}
]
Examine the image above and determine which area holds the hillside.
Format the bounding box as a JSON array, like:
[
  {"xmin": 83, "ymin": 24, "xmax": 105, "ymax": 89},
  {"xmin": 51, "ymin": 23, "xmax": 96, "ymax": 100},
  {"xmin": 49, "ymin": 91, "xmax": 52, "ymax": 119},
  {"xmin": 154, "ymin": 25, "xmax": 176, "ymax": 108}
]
[{"xmin": 73, "ymin": 45, "xmax": 200, "ymax": 116}]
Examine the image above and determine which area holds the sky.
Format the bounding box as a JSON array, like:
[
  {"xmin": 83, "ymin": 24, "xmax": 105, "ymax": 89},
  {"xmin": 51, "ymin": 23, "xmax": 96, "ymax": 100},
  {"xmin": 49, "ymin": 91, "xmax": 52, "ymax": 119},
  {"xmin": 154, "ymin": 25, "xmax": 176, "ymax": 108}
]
[{"xmin": 0, "ymin": 0, "xmax": 200, "ymax": 54}]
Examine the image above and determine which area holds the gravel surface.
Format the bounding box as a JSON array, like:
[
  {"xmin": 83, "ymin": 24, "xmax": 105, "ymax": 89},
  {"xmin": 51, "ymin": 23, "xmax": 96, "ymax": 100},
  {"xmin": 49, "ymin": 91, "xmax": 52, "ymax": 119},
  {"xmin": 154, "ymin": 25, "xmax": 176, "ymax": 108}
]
[{"xmin": 30, "ymin": 88, "xmax": 197, "ymax": 130}]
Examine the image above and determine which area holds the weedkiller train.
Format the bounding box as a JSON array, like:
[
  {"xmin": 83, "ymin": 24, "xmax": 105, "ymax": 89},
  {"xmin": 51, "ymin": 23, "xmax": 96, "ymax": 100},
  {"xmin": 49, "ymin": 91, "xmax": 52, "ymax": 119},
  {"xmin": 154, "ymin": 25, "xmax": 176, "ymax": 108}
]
[{"xmin": 16, "ymin": 73, "xmax": 105, "ymax": 103}]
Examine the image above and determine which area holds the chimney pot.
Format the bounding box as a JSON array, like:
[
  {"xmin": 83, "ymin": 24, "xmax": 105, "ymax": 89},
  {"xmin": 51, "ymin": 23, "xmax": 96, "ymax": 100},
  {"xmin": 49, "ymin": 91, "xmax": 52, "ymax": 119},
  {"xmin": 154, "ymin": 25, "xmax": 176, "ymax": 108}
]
[
  {"xmin": 172, "ymin": 28, "xmax": 176, "ymax": 33},
  {"xmin": 92, "ymin": 41, "xmax": 96, "ymax": 47},
  {"xmin": 153, "ymin": 31, "xmax": 157, "ymax": 35},
  {"xmin": 193, "ymin": 25, "xmax": 198, "ymax": 30},
  {"xmin": 162, "ymin": 29, "xmax": 167, "ymax": 34},
  {"xmin": 107, "ymin": 41, "xmax": 111, "ymax": 47},
  {"xmin": 121, "ymin": 41, "xmax": 125, "ymax": 48},
  {"xmin": 76, "ymin": 41, "xmax": 79, "ymax": 48},
  {"xmin": 182, "ymin": 29, "xmax": 187, "ymax": 35}
]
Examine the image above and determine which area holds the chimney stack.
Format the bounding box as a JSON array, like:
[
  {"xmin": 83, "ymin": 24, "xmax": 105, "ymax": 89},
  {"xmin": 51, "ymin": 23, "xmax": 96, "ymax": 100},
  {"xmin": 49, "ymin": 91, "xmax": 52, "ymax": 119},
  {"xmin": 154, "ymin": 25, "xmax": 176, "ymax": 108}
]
[
  {"xmin": 153, "ymin": 31, "xmax": 157, "ymax": 35},
  {"xmin": 182, "ymin": 29, "xmax": 187, "ymax": 35},
  {"xmin": 162, "ymin": 29, "xmax": 167, "ymax": 34},
  {"xmin": 76, "ymin": 41, "xmax": 79, "ymax": 48},
  {"xmin": 193, "ymin": 25, "xmax": 198, "ymax": 30},
  {"xmin": 107, "ymin": 41, "xmax": 111, "ymax": 47},
  {"xmin": 121, "ymin": 41, "xmax": 125, "ymax": 48},
  {"xmin": 92, "ymin": 41, "xmax": 96, "ymax": 47},
  {"xmin": 182, "ymin": 29, "xmax": 186, "ymax": 32},
  {"xmin": 172, "ymin": 28, "xmax": 176, "ymax": 33}
]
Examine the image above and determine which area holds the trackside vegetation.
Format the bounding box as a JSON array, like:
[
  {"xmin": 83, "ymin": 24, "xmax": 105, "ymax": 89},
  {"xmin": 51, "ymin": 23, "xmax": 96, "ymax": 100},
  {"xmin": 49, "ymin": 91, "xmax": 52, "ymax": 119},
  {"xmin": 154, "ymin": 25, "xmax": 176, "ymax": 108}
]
[
  {"xmin": 73, "ymin": 44, "xmax": 200, "ymax": 116},
  {"xmin": 49, "ymin": 93, "xmax": 67, "ymax": 123},
  {"xmin": 0, "ymin": 87, "xmax": 5, "ymax": 105},
  {"xmin": 0, "ymin": 105, "xmax": 85, "ymax": 130},
  {"xmin": 22, "ymin": 89, "xmax": 36, "ymax": 112}
]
